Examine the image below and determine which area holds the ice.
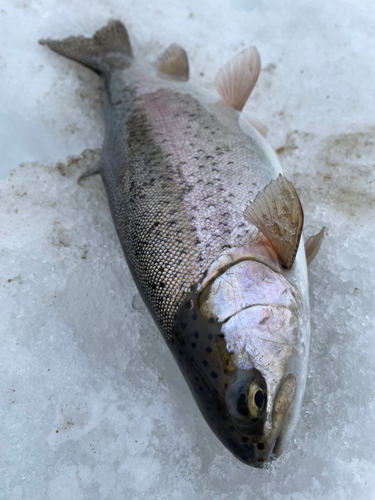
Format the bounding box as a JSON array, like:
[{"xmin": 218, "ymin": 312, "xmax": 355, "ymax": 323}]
[{"xmin": 1, "ymin": 0, "xmax": 375, "ymax": 499}]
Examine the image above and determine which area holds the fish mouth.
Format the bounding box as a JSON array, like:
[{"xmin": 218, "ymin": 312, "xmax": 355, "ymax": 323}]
[
  {"xmin": 272, "ymin": 428, "xmax": 285, "ymax": 457},
  {"xmin": 270, "ymin": 373, "xmax": 297, "ymax": 456},
  {"xmin": 233, "ymin": 373, "xmax": 296, "ymax": 468},
  {"xmin": 253, "ymin": 426, "xmax": 286, "ymax": 467},
  {"xmin": 255, "ymin": 373, "xmax": 297, "ymax": 464}
]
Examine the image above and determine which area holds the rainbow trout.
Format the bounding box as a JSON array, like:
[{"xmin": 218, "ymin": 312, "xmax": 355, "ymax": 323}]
[{"xmin": 40, "ymin": 21, "xmax": 323, "ymax": 467}]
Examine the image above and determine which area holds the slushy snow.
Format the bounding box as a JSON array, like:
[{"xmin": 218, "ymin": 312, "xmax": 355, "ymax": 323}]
[{"xmin": 1, "ymin": 0, "xmax": 375, "ymax": 499}]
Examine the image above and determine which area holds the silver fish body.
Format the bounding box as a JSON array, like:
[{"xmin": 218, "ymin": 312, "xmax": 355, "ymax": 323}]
[{"xmin": 41, "ymin": 21, "xmax": 310, "ymax": 466}]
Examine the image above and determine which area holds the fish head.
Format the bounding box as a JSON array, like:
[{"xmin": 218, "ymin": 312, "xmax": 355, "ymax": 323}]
[
  {"xmin": 175, "ymin": 258, "xmax": 309, "ymax": 467},
  {"xmin": 220, "ymin": 307, "xmax": 300, "ymax": 465}
]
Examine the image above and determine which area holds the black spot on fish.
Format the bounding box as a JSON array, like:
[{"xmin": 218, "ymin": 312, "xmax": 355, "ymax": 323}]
[
  {"xmin": 194, "ymin": 331, "xmax": 199, "ymax": 339},
  {"xmin": 191, "ymin": 343, "xmax": 196, "ymax": 348},
  {"xmin": 203, "ymin": 360, "xmax": 208, "ymax": 367},
  {"xmin": 241, "ymin": 436, "xmax": 249, "ymax": 443},
  {"xmin": 257, "ymin": 443, "xmax": 264, "ymax": 450},
  {"xmin": 210, "ymin": 371, "xmax": 218, "ymax": 379},
  {"xmin": 208, "ymin": 333, "xmax": 213, "ymax": 340},
  {"xmin": 206, "ymin": 347, "xmax": 212, "ymax": 353}
]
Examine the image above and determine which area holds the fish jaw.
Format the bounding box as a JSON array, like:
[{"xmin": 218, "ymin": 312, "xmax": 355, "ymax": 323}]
[{"xmin": 172, "ymin": 256, "xmax": 309, "ymax": 467}]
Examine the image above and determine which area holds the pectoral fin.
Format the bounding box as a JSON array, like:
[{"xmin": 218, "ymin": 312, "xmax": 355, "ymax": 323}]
[
  {"xmin": 305, "ymin": 227, "xmax": 325, "ymax": 265},
  {"xmin": 214, "ymin": 46, "xmax": 260, "ymax": 111},
  {"xmin": 156, "ymin": 44, "xmax": 189, "ymax": 82},
  {"xmin": 78, "ymin": 166, "xmax": 101, "ymax": 183},
  {"xmin": 244, "ymin": 175, "xmax": 304, "ymax": 269}
]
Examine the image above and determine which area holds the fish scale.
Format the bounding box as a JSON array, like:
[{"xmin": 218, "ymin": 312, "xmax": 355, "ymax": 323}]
[{"xmin": 106, "ymin": 80, "xmax": 270, "ymax": 332}]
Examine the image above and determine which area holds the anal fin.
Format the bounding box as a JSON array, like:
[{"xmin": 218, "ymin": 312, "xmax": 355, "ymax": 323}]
[
  {"xmin": 156, "ymin": 44, "xmax": 189, "ymax": 82},
  {"xmin": 242, "ymin": 112, "xmax": 268, "ymax": 138},
  {"xmin": 214, "ymin": 46, "xmax": 260, "ymax": 111},
  {"xmin": 305, "ymin": 227, "xmax": 325, "ymax": 265},
  {"xmin": 244, "ymin": 175, "xmax": 304, "ymax": 269}
]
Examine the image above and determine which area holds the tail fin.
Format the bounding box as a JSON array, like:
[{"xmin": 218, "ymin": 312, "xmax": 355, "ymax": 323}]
[{"xmin": 39, "ymin": 20, "xmax": 133, "ymax": 75}]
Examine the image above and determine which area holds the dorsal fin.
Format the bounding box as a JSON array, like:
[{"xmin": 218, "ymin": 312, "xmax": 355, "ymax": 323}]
[
  {"xmin": 156, "ymin": 44, "xmax": 189, "ymax": 82},
  {"xmin": 214, "ymin": 46, "xmax": 260, "ymax": 111},
  {"xmin": 305, "ymin": 227, "xmax": 325, "ymax": 265},
  {"xmin": 244, "ymin": 175, "xmax": 304, "ymax": 269}
]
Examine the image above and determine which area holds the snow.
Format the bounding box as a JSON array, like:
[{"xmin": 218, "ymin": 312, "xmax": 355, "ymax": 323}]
[{"xmin": 1, "ymin": 0, "xmax": 375, "ymax": 499}]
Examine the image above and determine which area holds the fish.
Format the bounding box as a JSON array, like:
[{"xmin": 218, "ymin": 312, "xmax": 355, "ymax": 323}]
[{"xmin": 39, "ymin": 20, "xmax": 324, "ymax": 467}]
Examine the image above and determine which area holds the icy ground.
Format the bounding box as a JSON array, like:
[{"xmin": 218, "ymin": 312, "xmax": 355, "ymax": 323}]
[{"xmin": 1, "ymin": 0, "xmax": 375, "ymax": 499}]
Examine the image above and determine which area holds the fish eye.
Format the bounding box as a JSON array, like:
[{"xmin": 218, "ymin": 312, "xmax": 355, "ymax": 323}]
[
  {"xmin": 226, "ymin": 373, "xmax": 267, "ymax": 423},
  {"xmin": 248, "ymin": 382, "xmax": 266, "ymax": 417},
  {"xmin": 254, "ymin": 389, "xmax": 264, "ymax": 409}
]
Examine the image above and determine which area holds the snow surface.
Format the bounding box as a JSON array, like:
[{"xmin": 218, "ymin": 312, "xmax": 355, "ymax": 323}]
[{"xmin": 1, "ymin": 0, "xmax": 375, "ymax": 499}]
